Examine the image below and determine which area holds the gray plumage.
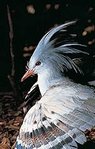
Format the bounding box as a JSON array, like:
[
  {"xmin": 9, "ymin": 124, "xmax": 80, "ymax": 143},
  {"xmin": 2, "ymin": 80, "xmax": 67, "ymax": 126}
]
[{"xmin": 15, "ymin": 21, "xmax": 95, "ymax": 149}]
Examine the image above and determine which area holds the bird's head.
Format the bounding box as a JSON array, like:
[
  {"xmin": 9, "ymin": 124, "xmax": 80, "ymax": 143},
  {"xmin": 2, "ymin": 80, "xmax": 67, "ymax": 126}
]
[{"xmin": 21, "ymin": 21, "xmax": 89, "ymax": 83}]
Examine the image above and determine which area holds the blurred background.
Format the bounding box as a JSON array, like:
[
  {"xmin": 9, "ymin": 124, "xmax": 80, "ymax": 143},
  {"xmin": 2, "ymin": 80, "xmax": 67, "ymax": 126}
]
[
  {"xmin": 0, "ymin": 0, "xmax": 95, "ymax": 92},
  {"xmin": 0, "ymin": 0, "xmax": 95, "ymax": 148}
]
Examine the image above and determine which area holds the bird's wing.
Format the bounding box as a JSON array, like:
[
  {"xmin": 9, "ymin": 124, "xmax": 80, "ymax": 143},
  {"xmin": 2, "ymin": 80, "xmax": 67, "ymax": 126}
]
[
  {"xmin": 19, "ymin": 82, "xmax": 41, "ymax": 114},
  {"xmin": 15, "ymin": 85, "xmax": 95, "ymax": 149},
  {"xmin": 25, "ymin": 82, "xmax": 41, "ymax": 101}
]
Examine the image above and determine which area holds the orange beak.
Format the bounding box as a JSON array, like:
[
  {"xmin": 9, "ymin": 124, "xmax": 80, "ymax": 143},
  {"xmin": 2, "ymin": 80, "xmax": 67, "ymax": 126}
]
[{"xmin": 21, "ymin": 70, "xmax": 35, "ymax": 82}]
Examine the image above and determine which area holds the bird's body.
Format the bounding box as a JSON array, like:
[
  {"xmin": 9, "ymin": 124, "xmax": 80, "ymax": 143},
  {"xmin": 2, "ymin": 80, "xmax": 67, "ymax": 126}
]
[
  {"xmin": 16, "ymin": 21, "xmax": 95, "ymax": 149},
  {"xmin": 16, "ymin": 80, "xmax": 95, "ymax": 149}
]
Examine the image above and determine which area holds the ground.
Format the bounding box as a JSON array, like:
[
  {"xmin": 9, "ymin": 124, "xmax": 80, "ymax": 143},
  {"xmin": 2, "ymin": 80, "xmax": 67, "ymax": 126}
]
[
  {"xmin": 0, "ymin": 92, "xmax": 24, "ymax": 149},
  {"xmin": 0, "ymin": 92, "xmax": 95, "ymax": 149}
]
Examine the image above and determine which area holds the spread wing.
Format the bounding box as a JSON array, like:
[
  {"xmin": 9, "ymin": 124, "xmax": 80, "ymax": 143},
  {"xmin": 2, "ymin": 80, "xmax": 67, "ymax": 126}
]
[
  {"xmin": 21, "ymin": 82, "xmax": 41, "ymax": 113},
  {"xmin": 15, "ymin": 85, "xmax": 95, "ymax": 149}
]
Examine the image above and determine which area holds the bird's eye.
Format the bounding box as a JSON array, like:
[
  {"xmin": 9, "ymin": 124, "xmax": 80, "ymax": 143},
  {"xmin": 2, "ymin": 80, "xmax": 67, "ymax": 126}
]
[{"xmin": 35, "ymin": 61, "xmax": 41, "ymax": 66}]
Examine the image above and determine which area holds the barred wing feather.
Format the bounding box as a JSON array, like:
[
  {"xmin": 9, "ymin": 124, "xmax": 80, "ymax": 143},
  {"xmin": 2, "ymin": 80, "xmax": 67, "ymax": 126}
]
[{"xmin": 15, "ymin": 84, "xmax": 95, "ymax": 149}]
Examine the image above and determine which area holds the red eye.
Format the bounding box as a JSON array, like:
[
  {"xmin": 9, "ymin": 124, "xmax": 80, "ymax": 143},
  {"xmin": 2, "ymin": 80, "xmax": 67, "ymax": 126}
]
[{"xmin": 35, "ymin": 61, "xmax": 41, "ymax": 66}]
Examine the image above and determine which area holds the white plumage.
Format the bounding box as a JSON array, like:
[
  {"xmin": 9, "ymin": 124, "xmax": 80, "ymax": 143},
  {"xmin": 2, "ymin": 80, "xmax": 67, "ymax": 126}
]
[{"xmin": 16, "ymin": 21, "xmax": 95, "ymax": 149}]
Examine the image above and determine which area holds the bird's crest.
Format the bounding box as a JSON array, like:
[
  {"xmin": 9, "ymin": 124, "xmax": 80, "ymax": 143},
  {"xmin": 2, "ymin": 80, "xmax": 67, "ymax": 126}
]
[{"xmin": 31, "ymin": 21, "xmax": 89, "ymax": 74}]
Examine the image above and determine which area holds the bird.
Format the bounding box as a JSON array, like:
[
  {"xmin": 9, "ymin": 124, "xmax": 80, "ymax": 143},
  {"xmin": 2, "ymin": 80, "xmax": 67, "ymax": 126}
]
[{"xmin": 15, "ymin": 21, "xmax": 95, "ymax": 149}]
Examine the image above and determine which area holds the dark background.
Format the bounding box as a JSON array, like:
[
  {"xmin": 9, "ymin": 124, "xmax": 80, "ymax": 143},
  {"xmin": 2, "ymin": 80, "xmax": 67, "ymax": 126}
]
[{"xmin": 0, "ymin": 0, "xmax": 95, "ymax": 92}]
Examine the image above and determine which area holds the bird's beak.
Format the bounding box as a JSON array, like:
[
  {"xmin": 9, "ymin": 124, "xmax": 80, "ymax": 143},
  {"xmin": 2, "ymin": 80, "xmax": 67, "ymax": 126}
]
[{"xmin": 21, "ymin": 70, "xmax": 34, "ymax": 82}]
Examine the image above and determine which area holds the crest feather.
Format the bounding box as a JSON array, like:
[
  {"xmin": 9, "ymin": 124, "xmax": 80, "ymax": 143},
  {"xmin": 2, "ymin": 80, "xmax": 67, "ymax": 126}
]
[{"xmin": 30, "ymin": 21, "xmax": 89, "ymax": 75}]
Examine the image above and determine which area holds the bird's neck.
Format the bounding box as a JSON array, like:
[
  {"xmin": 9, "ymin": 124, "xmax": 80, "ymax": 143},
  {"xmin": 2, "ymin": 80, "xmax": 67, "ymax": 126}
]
[{"xmin": 38, "ymin": 69, "xmax": 69, "ymax": 96}]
